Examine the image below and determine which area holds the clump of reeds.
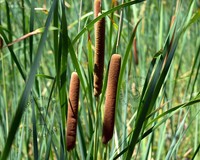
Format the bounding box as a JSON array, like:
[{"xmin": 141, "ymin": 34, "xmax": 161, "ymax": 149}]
[
  {"xmin": 102, "ymin": 54, "xmax": 121, "ymax": 144},
  {"xmin": 133, "ymin": 38, "xmax": 138, "ymax": 65},
  {"xmin": 93, "ymin": 16, "xmax": 105, "ymax": 97},
  {"xmin": 66, "ymin": 72, "xmax": 80, "ymax": 151}
]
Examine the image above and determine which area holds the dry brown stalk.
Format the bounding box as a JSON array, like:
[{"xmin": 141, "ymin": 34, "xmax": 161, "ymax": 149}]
[{"xmin": 102, "ymin": 54, "xmax": 121, "ymax": 144}]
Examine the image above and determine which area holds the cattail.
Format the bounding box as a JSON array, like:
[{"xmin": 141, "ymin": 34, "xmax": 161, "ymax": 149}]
[
  {"xmin": 102, "ymin": 54, "xmax": 121, "ymax": 144},
  {"xmin": 133, "ymin": 38, "xmax": 138, "ymax": 65},
  {"xmin": 66, "ymin": 72, "xmax": 80, "ymax": 151},
  {"xmin": 94, "ymin": 17, "xmax": 105, "ymax": 97},
  {"xmin": 0, "ymin": 36, "xmax": 3, "ymax": 49},
  {"xmin": 94, "ymin": 0, "xmax": 101, "ymax": 19}
]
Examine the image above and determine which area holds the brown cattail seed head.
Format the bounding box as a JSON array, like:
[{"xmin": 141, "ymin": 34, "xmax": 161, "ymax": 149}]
[
  {"xmin": 94, "ymin": 0, "xmax": 101, "ymax": 18},
  {"xmin": 0, "ymin": 36, "xmax": 3, "ymax": 49},
  {"xmin": 133, "ymin": 38, "xmax": 138, "ymax": 65},
  {"xmin": 94, "ymin": 17, "xmax": 105, "ymax": 97},
  {"xmin": 102, "ymin": 54, "xmax": 121, "ymax": 144},
  {"xmin": 66, "ymin": 72, "xmax": 80, "ymax": 151}
]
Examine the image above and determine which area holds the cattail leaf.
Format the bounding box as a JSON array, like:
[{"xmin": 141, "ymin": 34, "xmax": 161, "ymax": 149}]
[
  {"xmin": 147, "ymin": 97, "xmax": 200, "ymax": 126},
  {"xmin": 0, "ymin": 0, "xmax": 57, "ymax": 159},
  {"xmin": 191, "ymin": 144, "xmax": 200, "ymax": 160},
  {"xmin": 68, "ymin": 36, "xmax": 87, "ymax": 92},
  {"xmin": 0, "ymin": 30, "xmax": 26, "ymax": 80},
  {"xmin": 29, "ymin": 0, "xmax": 35, "ymax": 64},
  {"xmin": 181, "ymin": 10, "xmax": 200, "ymax": 35},
  {"xmin": 31, "ymin": 97, "xmax": 38, "ymax": 160},
  {"xmin": 125, "ymin": 28, "xmax": 178, "ymax": 160},
  {"xmin": 186, "ymin": 44, "xmax": 200, "ymax": 99},
  {"xmin": 77, "ymin": 117, "xmax": 87, "ymax": 159},
  {"xmin": 86, "ymin": 133, "xmax": 95, "ymax": 160},
  {"xmin": 87, "ymin": 33, "xmax": 94, "ymax": 75},
  {"xmin": 116, "ymin": 19, "xmax": 141, "ymax": 118},
  {"xmin": 44, "ymin": 106, "xmax": 56, "ymax": 160},
  {"xmin": 36, "ymin": 74, "xmax": 55, "ymax": 80},
  {"xmin": 72, "ymin": 0, "xmax": 146, "ymax": 44},
  {"xmin": 114, "ymin": 96, "xmax": 200, "ymax": 159},
  {"xmin": 58, "ymin": 0, "xmax": 68, "ymax": 140}
]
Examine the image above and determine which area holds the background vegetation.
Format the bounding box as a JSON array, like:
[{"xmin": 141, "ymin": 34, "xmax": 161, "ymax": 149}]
[{"xmin": 0, "ymin": 0, "xmax": 200, "ymax": 159}]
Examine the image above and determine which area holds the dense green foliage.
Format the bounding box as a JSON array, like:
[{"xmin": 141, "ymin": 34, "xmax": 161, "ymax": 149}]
[{"xmin": 0, "ymin": 0, "xmax": 199, "ymax": 159}]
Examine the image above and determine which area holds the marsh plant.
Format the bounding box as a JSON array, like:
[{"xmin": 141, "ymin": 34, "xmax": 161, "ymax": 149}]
[{"xmin": 0, "ymin": 0, "xmax": 200, "ymax": 159}]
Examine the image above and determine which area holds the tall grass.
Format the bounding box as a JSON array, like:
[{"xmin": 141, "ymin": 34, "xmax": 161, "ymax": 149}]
[{"xmin": 0, "ymin": 0, "xmax": 200, "ymax": 159}]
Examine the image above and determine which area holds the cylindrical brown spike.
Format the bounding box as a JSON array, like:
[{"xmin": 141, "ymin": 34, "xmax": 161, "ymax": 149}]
[
  {"xmin": 66, "ymin": 72, "xmax": 80, "ymax": 151},
  {"xmin": 133, "ymin": 38, "xmax": 138, "ymax": 65},
  {"xmin": 102, "ymin": 54, "xmax": 121, "ymax": 144},
  {"xmin": 94, "ymin": 0, "xmax": 101, "ymax": 19},
  {"xmin": 94, "ymin": 17, "xmax": 105, "ymax": 97}
]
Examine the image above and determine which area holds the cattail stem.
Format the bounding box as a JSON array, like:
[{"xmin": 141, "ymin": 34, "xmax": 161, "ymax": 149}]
[
  {"xmin": 66, "ymin": 72, "xmax": 80, "ymax": 151},
  {"xmin": 102, "ymin": 54, "xmax": 121, "ymax": 144},
  {"xmin": 94, "ymin": 16, "xmax": 105, "ymax": 97},
  {"xmin": 94, "ymin": 0, "xmax": 101, "ymax": 19}
]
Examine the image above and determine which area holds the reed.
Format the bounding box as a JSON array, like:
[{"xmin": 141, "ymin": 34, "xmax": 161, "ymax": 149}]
[
  {"xmin": 102, "ymin": 54, "xmax": 121, "ymax": 144},
  {"xmin": 66, "ymin": 72, "xmax": 80, "ymax": 151},
  {"xmin": 93, "ymin": 16, "xmax": 105, "ymax": 97}
]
